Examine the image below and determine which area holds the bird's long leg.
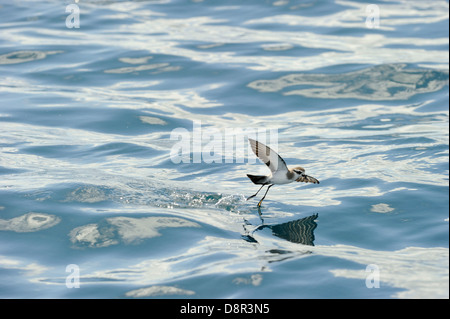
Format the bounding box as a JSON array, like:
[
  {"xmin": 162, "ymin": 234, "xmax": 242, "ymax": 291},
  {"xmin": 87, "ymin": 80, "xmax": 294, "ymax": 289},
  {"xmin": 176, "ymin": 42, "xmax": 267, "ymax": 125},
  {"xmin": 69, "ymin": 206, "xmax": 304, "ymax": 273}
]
[
  {"xmin": 247, "ymin": 184, "xmax": 266, "ymax": 201},
  {"xmin": 257, "ymin": 184, "xmax": 273, "ymax": 207}
]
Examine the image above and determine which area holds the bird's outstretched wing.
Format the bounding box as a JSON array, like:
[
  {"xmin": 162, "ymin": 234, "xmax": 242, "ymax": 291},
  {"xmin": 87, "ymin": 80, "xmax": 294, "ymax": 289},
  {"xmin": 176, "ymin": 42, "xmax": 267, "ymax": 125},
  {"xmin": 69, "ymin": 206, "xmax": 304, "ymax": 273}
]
[
  {"xmin": 248, "ymin": 138, "xmax": 288, "ymax": 173},
  {"xmin": 296, "ymin": 174, "xmax": 320, "ymax": 184}
]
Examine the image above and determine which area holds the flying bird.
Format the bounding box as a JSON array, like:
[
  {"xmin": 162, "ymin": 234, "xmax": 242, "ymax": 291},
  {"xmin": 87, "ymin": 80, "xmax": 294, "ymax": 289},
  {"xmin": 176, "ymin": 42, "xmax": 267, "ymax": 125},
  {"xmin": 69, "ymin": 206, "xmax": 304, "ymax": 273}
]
[{"xmin": 246, "ymin": 138, "xmax": 319, "ymax": 207}]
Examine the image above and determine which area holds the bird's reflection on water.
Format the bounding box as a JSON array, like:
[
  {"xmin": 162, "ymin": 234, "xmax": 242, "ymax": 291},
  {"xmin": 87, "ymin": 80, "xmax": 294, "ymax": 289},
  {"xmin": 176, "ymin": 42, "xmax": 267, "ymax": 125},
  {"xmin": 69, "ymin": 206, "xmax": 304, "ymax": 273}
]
[
  {"xmin": 242, "ymin": 208, "xmax": 319, "ymax": 247},
  {"xmin": 268, "ymin": 213, "xmax": 318, "ymax": 246}
]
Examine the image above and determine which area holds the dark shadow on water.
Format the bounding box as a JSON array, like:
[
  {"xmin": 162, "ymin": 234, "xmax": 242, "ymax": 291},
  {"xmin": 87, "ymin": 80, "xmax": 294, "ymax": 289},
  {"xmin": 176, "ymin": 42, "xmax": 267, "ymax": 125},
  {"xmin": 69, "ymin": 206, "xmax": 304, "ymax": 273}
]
[{"xmin": 242, "ymin": 208, "xmax": 319, "ymax": 246}]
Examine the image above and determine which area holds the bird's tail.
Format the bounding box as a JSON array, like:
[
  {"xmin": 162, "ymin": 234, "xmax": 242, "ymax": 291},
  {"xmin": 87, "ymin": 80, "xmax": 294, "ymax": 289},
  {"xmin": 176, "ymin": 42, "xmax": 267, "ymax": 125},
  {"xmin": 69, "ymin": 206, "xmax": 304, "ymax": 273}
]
[{"xmin": 247, "ymin": 174, "xmax": 268, "ymax": 185}]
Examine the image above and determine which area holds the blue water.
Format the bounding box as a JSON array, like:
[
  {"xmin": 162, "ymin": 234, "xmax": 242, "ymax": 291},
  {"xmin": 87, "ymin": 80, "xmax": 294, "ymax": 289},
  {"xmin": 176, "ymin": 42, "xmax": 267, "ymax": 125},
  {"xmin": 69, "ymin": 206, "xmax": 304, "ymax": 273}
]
[{"xmin": 0, "ymin": 0, "xmax": 448, "ymax": 299}]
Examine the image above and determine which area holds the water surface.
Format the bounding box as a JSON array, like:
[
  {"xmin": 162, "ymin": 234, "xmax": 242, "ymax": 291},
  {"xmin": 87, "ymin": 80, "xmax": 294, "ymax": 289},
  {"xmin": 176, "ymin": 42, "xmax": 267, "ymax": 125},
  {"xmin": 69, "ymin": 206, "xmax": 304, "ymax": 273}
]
[{"xmin": 0, "ymin": 0, "xmax": 448, "ymax": 299}]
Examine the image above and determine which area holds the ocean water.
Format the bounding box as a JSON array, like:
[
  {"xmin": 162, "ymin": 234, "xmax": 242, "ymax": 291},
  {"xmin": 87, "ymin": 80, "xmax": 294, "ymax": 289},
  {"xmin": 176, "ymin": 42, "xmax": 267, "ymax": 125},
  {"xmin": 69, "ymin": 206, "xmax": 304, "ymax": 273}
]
[{"xmin": 0, "ymin": 0, "xmax": 448, "ymax": 299}]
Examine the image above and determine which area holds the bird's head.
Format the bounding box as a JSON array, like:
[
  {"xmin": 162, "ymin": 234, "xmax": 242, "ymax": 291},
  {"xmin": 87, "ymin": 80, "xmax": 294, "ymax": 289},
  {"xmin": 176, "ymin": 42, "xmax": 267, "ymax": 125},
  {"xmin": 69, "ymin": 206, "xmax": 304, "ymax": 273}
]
[{"xmin": 292, "ymin": 166, "xmax": 305, "ymax": 175}]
